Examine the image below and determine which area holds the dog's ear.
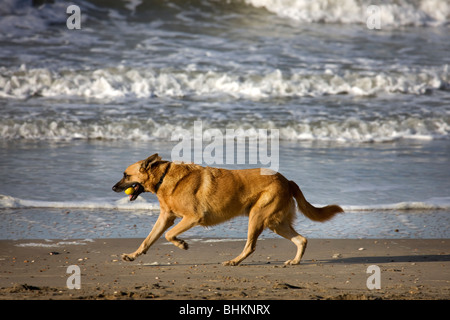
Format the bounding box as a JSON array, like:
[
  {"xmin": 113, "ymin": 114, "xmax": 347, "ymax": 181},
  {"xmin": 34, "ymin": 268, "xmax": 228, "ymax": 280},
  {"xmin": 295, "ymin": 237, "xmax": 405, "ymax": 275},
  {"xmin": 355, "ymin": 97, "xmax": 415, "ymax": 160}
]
[{"xmin": 140, "ymin": 154, "xmax": 162, "ymax": 172}]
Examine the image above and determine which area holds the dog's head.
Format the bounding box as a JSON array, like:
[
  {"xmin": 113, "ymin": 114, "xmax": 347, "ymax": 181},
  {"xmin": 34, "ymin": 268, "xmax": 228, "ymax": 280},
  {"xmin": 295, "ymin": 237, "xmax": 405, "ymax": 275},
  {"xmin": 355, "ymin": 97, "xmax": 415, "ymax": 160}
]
[{"xmin": 112, "ymin": 153, "xmax": 163, "ymax": 201}]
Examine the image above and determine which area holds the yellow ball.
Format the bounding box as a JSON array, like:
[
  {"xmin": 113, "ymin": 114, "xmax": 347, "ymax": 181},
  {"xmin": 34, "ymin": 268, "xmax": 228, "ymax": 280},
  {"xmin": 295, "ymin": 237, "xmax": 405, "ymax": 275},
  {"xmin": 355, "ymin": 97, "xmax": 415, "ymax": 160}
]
[{"xmin": 124, "ymin": 187, "xmax": 134, "ymax": 195}]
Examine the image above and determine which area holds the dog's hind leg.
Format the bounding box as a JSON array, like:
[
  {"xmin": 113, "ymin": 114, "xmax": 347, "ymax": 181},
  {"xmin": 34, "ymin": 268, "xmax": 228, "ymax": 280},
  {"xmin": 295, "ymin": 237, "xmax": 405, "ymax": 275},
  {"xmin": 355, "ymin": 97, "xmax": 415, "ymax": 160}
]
[
  {"xmin": 222, "ymin": 213, "xmax": 264, "ymax": 266},
  {"xmin": 122, "ymin": 212, "xmax": 175, "ymax": 261},
  {"xmin": 165, "ymin": 216, "xmax": 199, "ymax": 250},
  {"xmin": 270, "ymin": 221, "xmax": 307, "ymax": 265}
]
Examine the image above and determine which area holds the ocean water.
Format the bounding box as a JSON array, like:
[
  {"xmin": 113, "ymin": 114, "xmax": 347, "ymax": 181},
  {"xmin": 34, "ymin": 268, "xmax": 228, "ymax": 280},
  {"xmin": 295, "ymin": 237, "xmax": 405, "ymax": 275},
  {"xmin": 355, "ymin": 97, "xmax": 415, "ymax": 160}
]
[{"xmin": 0, "ymin": 0, "xmax": 449, "ymax": 240}]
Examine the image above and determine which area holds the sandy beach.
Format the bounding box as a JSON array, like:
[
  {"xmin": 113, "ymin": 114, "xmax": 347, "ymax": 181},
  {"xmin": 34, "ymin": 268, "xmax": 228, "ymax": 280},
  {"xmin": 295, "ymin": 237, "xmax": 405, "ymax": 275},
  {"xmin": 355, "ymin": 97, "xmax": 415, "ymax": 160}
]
[{"xmin": 0, "ymin": 238, "xmax": 448, "ymax": 301}]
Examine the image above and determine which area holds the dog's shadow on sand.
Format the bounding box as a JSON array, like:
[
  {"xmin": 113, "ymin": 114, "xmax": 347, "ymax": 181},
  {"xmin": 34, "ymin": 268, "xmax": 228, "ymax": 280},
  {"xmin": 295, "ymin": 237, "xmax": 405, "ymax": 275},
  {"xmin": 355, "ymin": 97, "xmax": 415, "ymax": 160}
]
[
  {"xmin": 244, "ymin": 254, "xmax": 450, "ymax": 266},
  {"xmin": 137, "ymin": 254, "xmax": 450, "ymax": 267}
]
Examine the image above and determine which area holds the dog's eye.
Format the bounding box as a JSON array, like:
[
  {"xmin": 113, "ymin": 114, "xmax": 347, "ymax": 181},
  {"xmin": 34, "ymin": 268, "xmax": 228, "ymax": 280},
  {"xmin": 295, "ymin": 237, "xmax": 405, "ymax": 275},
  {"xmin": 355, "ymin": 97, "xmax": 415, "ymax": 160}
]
[{"xmin": 123, "ymin": 173, "xmax": 128, "ymax": 179}]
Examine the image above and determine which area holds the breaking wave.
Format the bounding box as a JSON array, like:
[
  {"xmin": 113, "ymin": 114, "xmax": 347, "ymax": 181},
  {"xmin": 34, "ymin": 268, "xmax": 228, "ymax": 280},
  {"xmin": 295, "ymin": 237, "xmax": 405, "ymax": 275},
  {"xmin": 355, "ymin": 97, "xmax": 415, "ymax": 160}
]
[
  {"xmin": 244, "ymin": 0, "xmax": 450, "ymax": 27},
  {"xmin": 1, "ymin": 116, "xmax": 449, "ymax": 143},
  {"xmin": 0, "ymin": 194, "xmax": 160, "ymax": 212},
  {"xmin": 1, "ymin": 64, "xmax": 448, "ymax": 100},
  {"xmin": 1, "ymin": 0, "xmax": 448, "ymax": 33},
  {"xmin": 1, "ymin": 194, "xmax": 449, "ymax": 212}
]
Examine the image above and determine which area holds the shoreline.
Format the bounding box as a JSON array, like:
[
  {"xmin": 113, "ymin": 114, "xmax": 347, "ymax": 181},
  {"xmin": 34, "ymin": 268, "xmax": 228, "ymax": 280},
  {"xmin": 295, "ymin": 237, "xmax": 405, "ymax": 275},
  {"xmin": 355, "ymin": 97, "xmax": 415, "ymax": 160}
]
[{"xmin": 0, "ymin": 238, "xmax": 449, "ymax": 300}]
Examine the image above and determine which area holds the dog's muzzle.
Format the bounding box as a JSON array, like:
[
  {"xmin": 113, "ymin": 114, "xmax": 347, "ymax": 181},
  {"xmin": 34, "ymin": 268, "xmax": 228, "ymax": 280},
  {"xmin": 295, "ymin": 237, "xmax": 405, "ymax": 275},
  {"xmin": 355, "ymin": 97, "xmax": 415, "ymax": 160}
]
[{"xmin": 112, "ymin": 183, "xmax": 144, "ymax": 201}]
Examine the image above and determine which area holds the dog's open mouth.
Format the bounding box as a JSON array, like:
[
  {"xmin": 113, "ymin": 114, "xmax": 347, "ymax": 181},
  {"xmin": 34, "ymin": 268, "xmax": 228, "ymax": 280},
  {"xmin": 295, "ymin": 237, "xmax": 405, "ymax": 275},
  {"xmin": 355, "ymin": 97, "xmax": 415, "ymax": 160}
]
[{"xmin": 128, "ymin": 183, "xmax": 144, "ymax": 201}]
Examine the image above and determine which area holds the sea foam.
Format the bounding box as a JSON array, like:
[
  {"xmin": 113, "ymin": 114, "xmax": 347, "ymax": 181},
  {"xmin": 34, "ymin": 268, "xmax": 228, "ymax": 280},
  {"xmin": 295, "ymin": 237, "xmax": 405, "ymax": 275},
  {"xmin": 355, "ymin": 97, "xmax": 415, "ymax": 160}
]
[
  {"xmin": 1, "ymin": 64, "xmax": 448, "ymax": 100},
  {"xmin": 244, "ymin": 0, "xmax": 450, "ymax": 27},
  {"xmin": 0, "ymin": 194, "xmax": 160, "ymax": 212},
  {"xmin": 2, "ymin": 194, "xmax": 449, "ymax": 212},
  {"xmin": 1, "ymin": 116, "xmax": 448, "ymax": 142}
]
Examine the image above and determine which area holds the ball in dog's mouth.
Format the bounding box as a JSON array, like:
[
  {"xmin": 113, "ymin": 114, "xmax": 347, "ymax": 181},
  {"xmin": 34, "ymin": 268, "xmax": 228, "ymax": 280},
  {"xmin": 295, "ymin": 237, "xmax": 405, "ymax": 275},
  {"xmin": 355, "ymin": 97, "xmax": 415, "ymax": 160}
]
[{"xmin": 125, "ymin": 184, "xmax": 144, "ymax": 201}]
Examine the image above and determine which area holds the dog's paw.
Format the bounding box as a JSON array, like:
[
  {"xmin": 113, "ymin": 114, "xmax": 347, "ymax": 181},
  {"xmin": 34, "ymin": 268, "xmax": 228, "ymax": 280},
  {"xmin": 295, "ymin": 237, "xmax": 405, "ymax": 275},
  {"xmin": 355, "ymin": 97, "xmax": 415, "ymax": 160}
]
[
  {"xmin": 121, "ymin": 253, "xmax": 136, "ymax": 262},
  {"xmin": 222, "ymin": 260, "xmax": 239, "ymax": 266},
  {"xmin": 284, "ymin": 259, "xmax": 300, "ymax": 265},
  {"xmin": 178, "ymin": 240, "xmax": 189, "ymax": 250}
]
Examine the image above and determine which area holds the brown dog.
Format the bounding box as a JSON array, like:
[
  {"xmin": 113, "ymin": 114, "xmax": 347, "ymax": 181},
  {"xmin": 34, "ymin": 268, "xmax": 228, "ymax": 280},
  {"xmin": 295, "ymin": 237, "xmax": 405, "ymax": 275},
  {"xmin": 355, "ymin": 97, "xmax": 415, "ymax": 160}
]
[{"xmin": 112, "ymin": 154, "xmax": 343, "ymax": 266}]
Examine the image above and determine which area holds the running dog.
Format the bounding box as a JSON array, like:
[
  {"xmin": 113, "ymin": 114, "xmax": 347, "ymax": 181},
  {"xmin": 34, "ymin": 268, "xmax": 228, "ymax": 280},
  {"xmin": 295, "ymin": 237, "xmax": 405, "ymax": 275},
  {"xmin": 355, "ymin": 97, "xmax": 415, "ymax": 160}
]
[{"xmin": 112, "ymin": 154, "xmax": 343, "ymax": 265}]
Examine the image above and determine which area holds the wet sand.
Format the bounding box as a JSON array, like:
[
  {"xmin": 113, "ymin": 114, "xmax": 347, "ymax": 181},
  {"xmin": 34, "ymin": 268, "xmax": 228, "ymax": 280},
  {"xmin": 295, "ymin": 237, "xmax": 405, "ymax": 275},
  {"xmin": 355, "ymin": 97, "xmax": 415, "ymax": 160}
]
[{"xmin": 0, "ymin": 238, "xmax": 448, "ymax": 300}]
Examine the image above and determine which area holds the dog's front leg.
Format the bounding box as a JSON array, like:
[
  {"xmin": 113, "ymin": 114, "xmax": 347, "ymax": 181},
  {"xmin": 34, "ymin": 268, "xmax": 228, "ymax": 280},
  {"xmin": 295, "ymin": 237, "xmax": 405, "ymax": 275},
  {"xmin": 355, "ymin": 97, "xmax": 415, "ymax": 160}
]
[{"xmin": 122, "ymin": 212, "xmax": 175, "ymax": 261}]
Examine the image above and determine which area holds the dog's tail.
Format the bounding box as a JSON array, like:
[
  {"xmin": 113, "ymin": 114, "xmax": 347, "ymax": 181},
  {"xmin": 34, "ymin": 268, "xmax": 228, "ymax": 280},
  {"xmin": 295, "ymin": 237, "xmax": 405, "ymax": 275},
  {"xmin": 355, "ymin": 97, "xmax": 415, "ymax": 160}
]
[{"xmin": 289, "ymin": 180, "xmax": 343, "ymax": 222}]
